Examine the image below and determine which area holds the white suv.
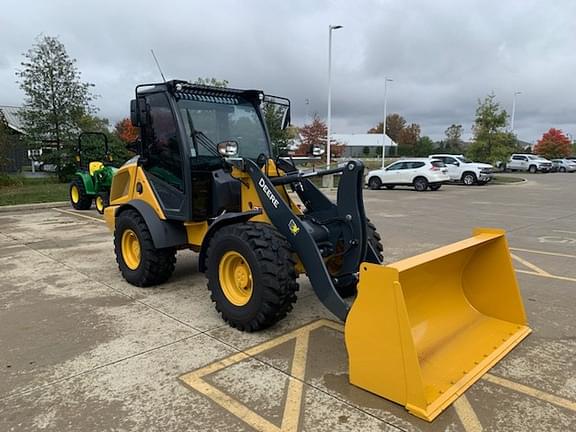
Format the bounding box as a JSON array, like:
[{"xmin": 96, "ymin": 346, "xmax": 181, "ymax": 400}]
[
  {"xmin": 366, "ymin": 158, "xmax": 450, "ymax": 191},
  {"xmin": 507, "ymin": 154, "xmax": 552, "ymax": 173},
  {"xmin": 429, "ymin": 154, "xmax": 494, "ymax": 185}
]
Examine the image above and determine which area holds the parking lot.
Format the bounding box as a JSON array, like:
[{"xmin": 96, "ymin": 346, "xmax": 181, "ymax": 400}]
[{"xmin": 1, "ymin": 172, "xmax": 575, "ymax": 431}]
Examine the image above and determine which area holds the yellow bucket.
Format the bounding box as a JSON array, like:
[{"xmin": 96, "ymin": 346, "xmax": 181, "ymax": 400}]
[{"xmin": 345, "ymin": 228, "xmax": 531, "ymax": 421}]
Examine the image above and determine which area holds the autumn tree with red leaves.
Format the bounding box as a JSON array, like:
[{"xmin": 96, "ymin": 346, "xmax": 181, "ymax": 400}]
[
  {"xmin": 299, "ymin": 114, "xmax": 343, "ymax": 162},
  {"xmin": 114, "ymin": 118, "xmax": 139, "ymax": 143},
  {"xmin": 534, "ymin": 128, "xmax": 571, "ymax": 159}
]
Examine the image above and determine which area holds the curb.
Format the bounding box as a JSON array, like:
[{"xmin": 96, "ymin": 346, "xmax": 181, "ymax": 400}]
[{"xmin": 0, "ymin": 201, "xmax": 69, "ymax": 213}]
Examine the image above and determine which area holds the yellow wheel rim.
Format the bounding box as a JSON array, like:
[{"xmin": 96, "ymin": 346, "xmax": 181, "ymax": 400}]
[
  {"xmin": 219, "ymin": 251, "xmax": 253, "ymax": 306},
  {"xmin": 121, "ymin": 229, "xmax": 141, "ymax": 270},
  {"xmin": 96, "ymin": 196, "xmax": 104, "ymax": 212},
  {"xmin": 71, "ymin": 185, "xmax": 80, "ymax": 203}
]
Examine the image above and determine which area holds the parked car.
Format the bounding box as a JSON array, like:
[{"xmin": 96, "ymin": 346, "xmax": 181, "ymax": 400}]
[
  {"xmin": 366, "ymin": 158, "xmax": 450, "ymax": 191},
  {"xmin": 428, "ymin": 154, "xmax": 493, "ymax": 185},
  {"xmin": 551, "ymin": 159, "xmax": 576, "ymax": 172},
  {"xmin": 506, "ymin": 154, "xmax": 552, "ymax": 173}
]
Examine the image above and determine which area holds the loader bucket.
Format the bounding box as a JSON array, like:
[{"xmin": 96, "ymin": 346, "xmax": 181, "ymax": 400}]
[{"xmin": 345, "ymin": 228, "xmax": 531, "ymax": 422}]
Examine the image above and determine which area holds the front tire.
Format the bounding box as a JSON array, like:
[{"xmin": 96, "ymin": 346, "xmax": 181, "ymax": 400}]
[
  {"xmin": 560, "ymin": 167, "xmax": 567, "ymax": 173},
  {"xmin": 462, "ymin": 172, "xmax": 477, "ymax": 186},
  {"xmin": 413, "ymin": 176, "xmax": 429, "ymax": 192},
  {"xmin": 529, "ymin": 165, "xmax": 537, "ymax": 173},
  {"xmin": 69, "ymin": 178, "xmax": 92, "ymax": 210},
  {"xmin": 95, "ymin": 192, "xmax": 109, "ymax": 214},
  {"xmin": 368, "ymin": 177, "xmax": 382, "ymax": 190},
  {"xmin": 114, "ymin": 210, "xmax": 176, "ymax": 287},
  {"xmin": 205, "ymin": 222, "xmax": 299, "ymax": 332}
]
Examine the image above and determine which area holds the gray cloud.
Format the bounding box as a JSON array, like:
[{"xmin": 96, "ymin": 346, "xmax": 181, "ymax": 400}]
[{"xmin": 1, "ymin": 0, "xmax": 574, "ymax": 142}]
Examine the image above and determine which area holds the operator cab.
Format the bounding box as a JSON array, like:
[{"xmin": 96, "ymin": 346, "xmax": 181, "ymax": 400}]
[{"xmin": 129, "ymin": 80, "xmax": 290, "ymax": 222}]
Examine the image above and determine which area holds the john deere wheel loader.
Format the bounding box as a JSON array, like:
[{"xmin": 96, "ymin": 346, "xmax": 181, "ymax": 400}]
[
  {"xmin": 69, "ymin": 132, "xmax": 117, "ymax": 214},
  {"xmin": 104, "ymin": 80, "xmax": 531, "ymax": 421}
]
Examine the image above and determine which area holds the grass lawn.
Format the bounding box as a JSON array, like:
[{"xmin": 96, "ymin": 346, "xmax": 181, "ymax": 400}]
[{"xmin": 0, "ymin": 177, "xmax": 69, "ymax": 206}]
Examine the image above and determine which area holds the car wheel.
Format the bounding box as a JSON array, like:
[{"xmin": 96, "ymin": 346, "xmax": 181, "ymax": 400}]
[
  {"xmin": 413, "ymin": 177, "xmax": 428, "ymax": 192},
  {"xmin": 429, "ymin": 184, "xmax": 442, "ymax": 191},
  {"xmin": 560, "ymin": 167, "xmax": 566, "ymax": 173},
  {"xmin": 385, "ymin": 185, "xmax": 395, "ymax": 190},
  {"xmin": 462, "ymin": 172, "xmax": 477, "ymax": 185},
  {"xmin": 529, "ymin": 165, "xmax": 537, "ymax": 173},
  {"xmin": 368, "ymin": 177, "xmax": 382, "ymax": 190}
]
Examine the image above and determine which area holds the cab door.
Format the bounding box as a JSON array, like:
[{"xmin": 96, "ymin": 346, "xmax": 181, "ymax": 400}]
[
  {"xmin": 442, "ymin": 156, "xmax": 460, "ymax": 180},
  {"xmin": 139, "ymin": 92, "xmax": 189, "ymax": 220}
]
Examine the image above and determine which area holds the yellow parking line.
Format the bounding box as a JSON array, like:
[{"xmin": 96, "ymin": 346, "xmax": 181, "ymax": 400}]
[
  {"xmin": 281, "ymin": 331, "xmax": 309, "ymax": 432},
  {"xmin": 484, "ymin": 374, "xmax": 576, "ymax": 412},
  {"xmin": 453, "ymin": 395, "xmax": 483, "ymax": 432},
  {"xmin": 510, "ymin": 247, "xmax": 576, "ymax": 259},
  {"xmin": 511, "ymin": 254, "xmax": 551, "ymax": 276},
  {"xmin": 52, "ymin": 207, "xmax": 105, "ymax": 223}
]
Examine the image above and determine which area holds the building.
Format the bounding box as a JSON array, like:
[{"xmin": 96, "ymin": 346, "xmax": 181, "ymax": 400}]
[
  {"xmin": 0, "ymin": 106, "xmax": 26, "ymax": 172},
  {"xmin": 332, "ymin": 133, "xmax": 398, "ymax": 158}
]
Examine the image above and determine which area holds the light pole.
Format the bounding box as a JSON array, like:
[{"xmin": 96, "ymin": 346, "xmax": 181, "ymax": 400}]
[
  {"xmin": 326, "ymin": 24, "xmax": 343, "ymax": 172},
  {"xmin": 511, "ymin": 91, "xmax": 522, "ymax": 132},
  {"xmin": 382, "ymin": 77, "xmax": 393, "ymax": 169}
]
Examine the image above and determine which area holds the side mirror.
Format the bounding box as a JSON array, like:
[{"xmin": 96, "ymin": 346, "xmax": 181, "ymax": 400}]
[
  {"xmin": 280, "ymin": 107, "xmax": 291, "ymax": 130},
  {"xmin": 217, "ymin": 140, "xmax": 239, "ymax": 157},
  {"xmin": 131, "ymin": 98, "xmax": 149, "ymax": 127}
]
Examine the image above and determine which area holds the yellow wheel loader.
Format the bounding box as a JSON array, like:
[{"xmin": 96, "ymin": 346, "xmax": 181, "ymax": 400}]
[{"xmin": 104, "ymin": 80, "xmax": 531, "ymax": 421}]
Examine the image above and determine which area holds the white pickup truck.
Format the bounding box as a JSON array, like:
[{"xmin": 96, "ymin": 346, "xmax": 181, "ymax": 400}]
[
  {"xmin": 506, "ymin": 154, "xmax": 553, "ymax": 173},
  {"xmin": 429, "ymin": 154, "xmax": 494, "ymax": 185}
]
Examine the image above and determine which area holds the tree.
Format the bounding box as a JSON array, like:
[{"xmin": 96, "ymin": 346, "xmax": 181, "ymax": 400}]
[
  {"xmin": 534, "ymin": 128, "xmax": 572, "ymax": 159},
  {"xmin": 114, "ymin": 118, "xmax": 139, "ymax": 144},
  {"xmin": 467, "ymin": 94, "xmax": 518, "ymax": 163},
  {"xmin": 414, "ymin": 136, "xmax": 435, "ymax": 157},
  {"xmin": 367, "ymin": 113, "xmax": 406, "ymax": 143},
  {"xmin": 262, "ymin": 103, "xmax": 291, "ymax": 157},
  {"xmin": 300, "ymin": 114, "xmax": 327, "ymax": 157},
  {"xmin": 444, "ymin": 124, "xmax": 463, "ymax": 152},
  {"xmin": 398, "ymin": 123, "xmax": 421, "ymax": 154},
  {"xmin": 17, "ymin": 35, "xmax": 97, "ymax": 180},
  {"xmin": 194, "ymin": 77, "xmax": 229, "ymax": 88}
]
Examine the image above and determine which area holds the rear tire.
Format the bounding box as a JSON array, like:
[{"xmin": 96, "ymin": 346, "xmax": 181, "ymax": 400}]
[
  {"xmin": 69, "ymin": 178, "xmax": 92, "ymax": 210},
  {"xmin": 205, "ymin": 222, "xmax": 299, "ymax": 332},
  {"xmin": 462, "ymin": 172, "xmax": 477, "ymax": 186},
  {"xmin": 429, "ymin": 184, "xmax": 442, "ymax": 191},
  {"xmin": 368, "ymin": 177, "xmax": 382, "ymax": 190},
  {"xmin": 413, "ymin": 176, "xmax": 429, "ymax": 192},
  {"xmin": 335, "ymin": 219, "xmax": 384, "ymax": 298},
  {"xmin": 114, "ymin": 210, "xmax": 176, "ymax": 287}
]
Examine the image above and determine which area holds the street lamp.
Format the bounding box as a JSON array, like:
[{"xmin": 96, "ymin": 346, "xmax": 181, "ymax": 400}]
[
  {"xmin": 511, "ymin": 91, "xmax": 522, "ymax": 132},
  {"xmin": 382, "ymin": 77, "xmax": 393, "ymax": 169},
  {"xmin": 326, "ymin": 24, "xmax": 343, "ymax": 172}
]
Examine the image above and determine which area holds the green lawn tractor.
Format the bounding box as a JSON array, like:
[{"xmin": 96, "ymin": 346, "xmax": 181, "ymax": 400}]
[{"xmin": 69, "ymin": 132, "xmax": 118, "ymax": 214}]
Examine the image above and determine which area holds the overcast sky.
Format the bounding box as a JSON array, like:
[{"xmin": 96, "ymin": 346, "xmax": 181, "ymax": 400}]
[{"xmin": 1, "ymin": 0, "xmax": 574, "ymax": 142}]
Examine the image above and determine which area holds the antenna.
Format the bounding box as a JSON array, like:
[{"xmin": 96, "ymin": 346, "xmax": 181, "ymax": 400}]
[{"xmin": 150, "ymin": 49, "xmax": 167, "ymax": 82}]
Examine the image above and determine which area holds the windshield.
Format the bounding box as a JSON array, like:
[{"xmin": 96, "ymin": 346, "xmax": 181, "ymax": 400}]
[
  {"xmin": 527, "ymin": 155, "xmax": 540, "ymax": 160},
  {"xmin": 456, "ymin": 156, "xmax": 472, "ymax": 163},
  {"xmin": 177, "ymin": 97, "xmax": 269, "ymax": 159}
]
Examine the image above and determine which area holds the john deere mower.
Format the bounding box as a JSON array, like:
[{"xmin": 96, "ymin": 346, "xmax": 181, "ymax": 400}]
[
  {"xmin": 103, "ymin": 80, "xmax": 531, "ymax": 421},
  {"xmin": 69, "ymin": 132, "xmax": 117, "ymax": 214}
]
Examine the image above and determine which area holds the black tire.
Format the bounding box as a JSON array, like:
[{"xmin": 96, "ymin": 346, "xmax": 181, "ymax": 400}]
[
  {"xmin": 368, "ymin": 176, "xmax": 382, "ymax": 190},
  {"xmin": 95, "ymin": 191, "xmax": 109, "ymax": 214},
  {"xmin": 429, "ymin": 184, "xmax": 442, "ymax": 191},
  {"xmin": 335, "ymin": 219, "xmax": 384, "ymax": 298},
  {"xmin": 560, "ymin": 167, "xmax": 567, "ymax": 173},
  {"xmin": 462, "ymin": 172, "xmax": 477, "ymax": 186},
  {"xmin": 385, "ymin": 185, "xmax": 395, "ymax": 190},
  {"xmin": 205, "ymin": 222, "xmax": 299, "ymax": 332},
  {"xmin": 529, "ymin": 165, "xmax": 537, "ymax": 173},
  {"xmin": 69, "ymin": 178, "xmax": 92, "ymax": 210},
  {"xmin": 114, "ymin": 209, "xmax": 176, "ymax": 287},
  {"xmin": 413, "ymin": 176, "xmax": 429, "ymax": 192}
]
